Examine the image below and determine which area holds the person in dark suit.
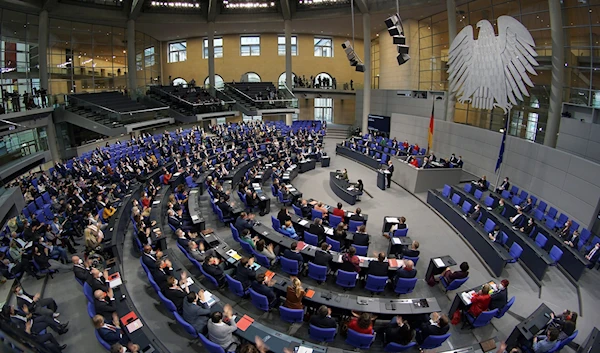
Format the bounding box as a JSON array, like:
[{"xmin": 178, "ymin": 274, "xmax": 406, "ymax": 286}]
[
  {"xmin": 564, "ymin": 230, "xmax": 579, "ymax": 248},
  {"xmin": 585, "ymin": 243, "xmax": 600, "ymax": 268},
  {"xmin": 309, "ymin": 305, "xmax": 337, "ymax": 329},
  {"xmin": 89, "ymin": 268, "xmax": 110, "ymax": 293},
  {"xmin": 250, "ymin": 273, "xmax": 280, "ymax": 309},
  {"xmin": 153, "ymin": 259, "xmax": 173, "ymax": 292},
  {"xmin": 299, "ymin": 199, "xmax": 312, "ymax": 218},
  {"xmin": 349, "ymin": 208, "xmax": 365, "ymax": 223},
  {"xmin": 203, "ymin": 255, "xmax": 234, "ymax": 285},
  {"xmin": 521, "ymin": 197, "xmax": 534, "ymax": 213},
  {"xmin": 182, "ymin": 291, "xmax": 211, "ymax": 334},
  {"xmin": 489, "ymin": 279, "xmax": 509, "ymax": 310},
  {"xmin": 384, "ymin": 315, "xmax": 414, "ymax": 346},
  {"xmin": 217, "ymin": 197, "xmax": 234, "ymax": 219},
  {"xmin": 235, "ymin": 257, "xmax": 257, "ymax": 289},
  {"xmin": 141, "ymin": 245, "xmax": 159, "ymax": 271},
  {"xmin": 520, "ymin": 218, "xmax": 535, "ymax": 236},
  {"xmin": 439, "ymin": 262, "xmax": 469, "ymax": 284},
  {"xmin": 495, "ymin": 177, "xmax": 510, "ymax": 194},
  {"xmin": 386, "ymin": 160, "xmax": 394, "ymax": 188},
  {"xmin": 282, "ymin": 242, "xmax": 304, "ymax": 269},
  {"xmin": 368, "ymin": 253, "xmax": 389, "ymax": 277},
  {"xmin": 72, "ymin": 255, "xmax": 92, "ymax": 284},
  {"xmin": 164, "ymin": 275, "xmax": 190, "ymax": 313},
  {"xmin": 13, "ymin": 285, "xmax": 58, "ymax": 319},
  {"xmin": 93, "ymin": 314, "xmax": 128, "ymax": 346},
  {"xmin": 93, "ymin": 289, "xmax": 118, "ymax": 323},
  {"xmin": 234, "ymin": 212, "xmax": 255, "ymax": 234},
  {"xmin": 394, "ymin": 260, "xmax": 417, "ymax": 283},
  {"xmin": 416, "ymin": 312, "xmax": 449, "ymax": 344},
  {"xmin": 352, "ymin": 225, "xmax": 369, "ymax": 246},
  {"xmin": 470, "ymin": 204, "xmax": 481, "ymax": 221},
  {"xmin": 402, "ymin": 241, "xmax": 420, "ymax": 258},
  {"xmin": 309, "ymin": 218, "xmax": 326, "ymax": 242},
  {"xmin": 313, "ymin": 243, "xmax": 333, "ymax": 269},
  {"xmin": 277, "ymin": 207, "xmax": 292, "ymax": 225},
  {"xmin": 510, "ymin": 208, "xmax": 525, "ymax": 227}
]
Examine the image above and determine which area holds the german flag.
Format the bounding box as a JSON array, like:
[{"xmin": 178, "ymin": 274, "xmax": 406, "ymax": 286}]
[{"xmin": 427, "ymin": 104, "xmax": 434, "ymax": 153}]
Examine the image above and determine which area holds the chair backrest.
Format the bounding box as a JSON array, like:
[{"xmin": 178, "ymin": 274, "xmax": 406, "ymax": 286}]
[
  {"xmin": 537, "ymin": 201, "xmax": 547, "ymax": 213},
  {"xmin": 547, "ymin": 207, "xmax": 557, "ymax": 219},
  {"xmin": 570, "ymin": 220, "xmax": 579, "ymax": 233},
  {"xmin": 442, "ymin": 185, "xmax": 451, "ymax": 198},
  {"xmin": 474, "ymin": 189, "xmax": 483, "ymax": 200},
  {"xmin": 394, "ymin": 277, "xmax": 418, "ymax": 294},
  {"xmin": 501, "ymin": 190, "xmax": 511, "ymax": 199},
  {"xmin": 292, "ymin": 204, "xmax": 303, "ymax": 217},
  {"xmin": 304, "ymin": 231, "xmax": 319, "ymax": 246},
  {"xmin": 393, "ymin": 228, "xmax": 408, "ymax": 237},
  {"xmin": 420, "ymin": 333, "xmax": 451, "ymax": 350},
  {"xmin": 329, "ymin": 214, "xmax": 342, "ymax": 228},
  {"xmin": 518, "ymin": 190, "xmax": 528, "ymax": 200},
  {"xmin": 95, "ymin": 330, "xmax": 112, "ymax": 350},
  {"xmin": 445, "ymin": 276, "xmax": 469, "ymax": 291},
  {"xmin": 199, "ymin": 333, "xmax": 226, "ymax": 353},
  {"xmin": 549, "ymin": 245, "xmax": 563, "ymax": 264},
  {"xmin": 557, "ymin": 213, "xmax": 568, "ymax": 227},
  {"xmin": 346, "ymin": 329, "xmax": 375, "ymax": 349},
  {"xmin": 254, "ymin": 252, "xmax": 271, "ymax": 268},
  {"xmin": 336, "ymin": 270, "xmax": 358, "ymax": 288},
  {"xmin": 508, "ymin": 243, "xmax": 523, "ymax": 261},
  {"xmin": 451, "ymin": 194, "xmax": 461, "ymax": 205},
  {"xmin": 545, "ymin": 218, "xmax": 556, "ymax": 229},
  {"xmin": 535, "ymin": 233, "xmax": 548, "ymax": 248},
  {"xmin": 464, "ymin": 183, "xmax": 473, "ymax": 194},
  {"xmin": 240, "ymin": 240, "xmax": 253, "ymax": 254},
  {"xmin": 495, "ymin": 296, "xmax": 515, "ymax": 318},
  {"xmin": 580, "ymin": 228, "xmax": 591, "ymax": 244},
  {"xmin": 471, "ymin": 309, "xmax": 499, "ymax": 328},
  {"xmin": 484, "ymin": 219, "xmax": 496, "ymax": 233},
  {"xmin": 533, "ymin": 209, "xmax": 544, "ymax": 221},
  {"xmin": 311, "ymin": 209, "xmax": 323, "ymax": 220},
  {"xmin": 326, "ymin": 236, "xmax": 341, "ymax": 252},
  {"xmin": 511, "ymin": 196, "xmax": 522, "ymax": 205},
  {"xmin": 353, "ymin": 244, "xmax": 368, "ymax": 256},
  {"xmin": 279, "ymin": 306, "xmax": 304, "ymax": 323},
  {"xmin": 484, "ymin": 196, "xmax": 494, "ymax": 208},
  {"xmin": 308, "ymin": 262, "xmax": 327, "ymax": 282},
  {"xmin": 271, "ymin": 216, "xmax": 281, "ymax": 231},
  {"xmin": 225, "ymin": 274, "xmax": 246, "ymax": 297},
  {"xmin": 87, "ymin": 302, "xmax": 96, "ymax": 318},
  {"xmin": 174, "ymin": 311, "xmax": 198, "ymax": 337},
  {"xmin": 158, "ymin": 291, "xmax": 178, "ymax": 313},
  {"xmin": 230, "ymin": 224, "xmax": 241, "ymax": 243},
  {"xmin": 249, "ymin": 288, "xmax": 270, "ymax": 311},
  {"xmin": 309, "ymin": 324, "xmax": 336, "ymax": 342},
  {"xmin": 500, "ymin": 231, "xmax": 508, "ymax": 245},
  {"xmin": 83, "ymin": 282, "xmax": 94, "ymax": 302},
  {"xmin": 384, "ymin": 342, "xmax": 417, "ymax": 352},
  {"xmin": 35, "ymin": 197, "xmax": 44, "ymax": 209},
  {"xmin": 280, "ymin": 257, "xmax": 299, "ymax": 275},
  {"xmin": 509, "ymin": 185, "xmax": 519, "ymax": 195},
  {"xmin": 348, "ymin": 220, "xmax": 363, "ymax": 232},
  {"xmin": 364, "ymin": 275, "xmax": 388, "ymax": 293},
  {"xmin": 462, "ymin": 201, "xmax": 473, "ymax": 214},
  {"xmin": 557, "ymin": 330, "xmax": 578, "ymax": 351},
  {"xmin": 402, "ymin": 255, "xmax": 419, "ymax": 265}
]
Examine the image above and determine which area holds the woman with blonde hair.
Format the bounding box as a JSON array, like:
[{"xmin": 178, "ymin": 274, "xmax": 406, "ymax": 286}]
[{"xmin": 284, "ymin": 277, "xmax": 306, "ymax": 310}]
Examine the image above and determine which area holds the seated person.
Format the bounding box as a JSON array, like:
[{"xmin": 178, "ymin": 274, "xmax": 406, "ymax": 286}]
[
  {"xmin": 308, "ymin": 218, "xmax": 326, "ymax": 242},
  {"xmin": 349, "ymin": 208, "xmax": 365, "ymax": 223},
  {"xmin": 394, "ymin": 260, "xmax": 417, "ymax": 282},
  {"xmin": 467, "ymin": 284, "xmax": 491, "ymax": 317},
  {"xmin": 284, "ymin": 278, "xmax": 305, "ymax": 310},
  {"xmin": 563, "ymin": 231, "xmax": 579, "ymax": 248},
  {"xmin": 94, "ymin": 289, "xmax": 118, "ymax": 323},
  {"xmin": 255, "ymin": 239, "xmax": 277, "ymax": 265},
  {"xmin": 102, "ymin": 202, "xmax": 116, "ymax": 220},
  {"xmin": 188, "ymin": 241, "xmax": 215, "ymax": 263},
  {"xmin": 432, "ymin": 261, "xmax": 469, "ymax": 286},
  {"xmin": 550, "ymin": 310, "xmax": 577, "ymax": 338},
  {"xmin": 280, "ymin": 220, "xmax": 299, "ymax": 240},
  {"xmin": 299, "ymin": 199, "xmax": 312, "ymax": 218},
  {"xmin": 183, "ymin": 291, "xmax": 211, "ymax": 335},
  {"xmin": 495, "ymin": 177, "xmax": 511, "ymax": 194},
  {"xmin": 340, "ymin": 246, "xmax": 360, "ymax": 273},
  {"xmin": 348, "ymin": 311, "xmax": 374, "ymax": 335},
  {"xmin": 367, "ymin": 252, "xmax": 389, "ymax": 277},
  {"xmin": 416, "ymin": 312, "xmax": 449, "ymax": 344},
  {"xmin": 282, "ymin": 242, "xmax": 304, "ymax": 269},
  {"xmin": 13, "ymin": 284, "xmax": 59, "ymax": 319},
  {"xmin": 510, "ymin": 208, "xmax": 525, "ymax": 227},
  {"xmin": 489, "ymin": 279, "xmax": 510, "ymax": 310},
  {"xmin": 234, "ymin": 212, "xmax": 255, "ymax": 234},
  {"xmin": 494, "ymin": 199, "xmax": 505, "ymax": 214},
  {"xmin": 153, "ymin": 258, "xmax": 173, "ymax": 291},
  {"xmin": 239, "ymin": 229, "xmax": 258, "ymax": 249},
  {"xmin": 250, "ymin": 273, "xmax": 280, "ymax": 309},
  {"xmin": 520, "ymin": 218, "xmax": 535, "ymax": 235},
  {"xmin": 277, "ymin": 207, "xmax": 291, "ymax": 225},
  {"xmin": 476, "ymin": 175, "xmax": 488, "ymax": 190},
  {"xmin": 235, "ymin": 257, "xmax": 257, "ymax": 289},
  {"xmin": 521, "ymin": 197, "xmax": 534, "ymax": 213},
  {"xmin": 309, "ymin": 305, "xmax": 337, "ymax": 329},
  {"xmin": 585, "ymin": 243, "xmax": 600, "ymax": 268},
  {"xmin": 164, "ymin": 275, "xmax": 190, "ymax": 313},
  {"xmin": 332, "ymin": 223, "xmax": 347, "ymax": 244},
  {"xmin": 488, "ymin": 226, "xmax": 502, "ymax": 243},
  {"xmin": 402, "ymin": 241, "xmax": 420, "ymax": 258},
  {"xmin": 216, "ymin": 196, "xmax": 234, "ymax": 219},
  {"xmin": 202, "ymin": 255, "xmax": 234, "ymax": 285},
  {"xmin": 313, "ymin": 242, "xmax": 333, "ymax": 269},
  {"xmin": 93, "ymin": 315, "xmax": 129, "ymax": 346},
  {"xmin": 384, "ymin": 315, "xmax": 414, "ymax": 346},
  {"xmin": 352, "ymin": 225, "xmax": 369, "ymax": 246},
  {"xmin": 332, "ymin": 202, "xmax": 345, "ymax": 221},
  {"xmin": 314, "ymin": 202, "xmax": 328, "ymax": 219},
  {"xmin": 207, "ymin": 305, "xmax": 239, "ymax": 351},
  {"xmin": 470, "ymin": 204, "xmax": 482, "ymax": 221},
  {"xmin": 532, "ymin": 327, "xmax": 560, "ymax": 353},
  {"xmin": 557, "ymin": 220, "xmax": 572, "ymax": 239}
]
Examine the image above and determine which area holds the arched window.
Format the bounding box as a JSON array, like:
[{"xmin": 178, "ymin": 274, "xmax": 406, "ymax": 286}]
[
  {"xmin": 278, "ymin": 72, "xmax": 296, "ymax": 89},
  {"xmin": 204, "ymin": 75, "xmax": 224, "ymax": 89},
  {"xmin": 242, "ymin": 72, "xmax": 261, "ymax": 83},
  {"xmin": 314, "ymin": 72, "xmax": 333, "ymax": 89},
  {"xmin": 172, "ymin": 77, "xmax": 187, "ymax": 86}
]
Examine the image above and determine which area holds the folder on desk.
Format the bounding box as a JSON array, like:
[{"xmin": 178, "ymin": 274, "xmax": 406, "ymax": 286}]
[
  {"xmin": 305, "ymin": 289, "xmax": 315, "ymax": 299},
  {"xmin": 126, "ymin": 319, "xmax": 143, "ymax": 333},
  {"xmin": 237, "ymin": 315, "xmax": 254, "ymax": 332},
  {"xmin": 298, "ymin": 220, "xmax": 309, "ymax": 226},
  {"xmin": 296, "ymin": 241, "xmax": 307, "ymax": 250},
  {"xmin": 388, "ymin": 259, "xmax": 398, "ymax": 268},
  {"xmin": 108, "ymin": 272, "xmax": 122, "ymax": 288},
  {"xmin": 121, "ymin": 311, "xmax": 138, "ymax": 326},
  {"xmin": 264, "ymin": 270, "xmax": 275, "ymax": 282}
]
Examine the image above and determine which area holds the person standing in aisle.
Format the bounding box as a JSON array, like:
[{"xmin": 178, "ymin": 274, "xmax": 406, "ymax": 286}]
[{"xmin": 386, "ymin": 160, "xmax": 394, "ymax": 188}]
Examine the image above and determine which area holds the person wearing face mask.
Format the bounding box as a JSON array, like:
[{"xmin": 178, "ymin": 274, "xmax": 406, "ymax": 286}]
[
  {"xmin": 520, "ymin": 218, "xmax": 535, "ymax": 236},
  {"xmin": 13, "ymin": 285, "xmax": 60, "ymax": 320},
  {"xmin": 94, "ymin": 289, "xmax": 118, "ymax": 323},
  {"xmin": 488, "ymin": 279, "xmax": 510, "ymax": 310},
  {"xmin": 90, "ymin": 268, "xmax": 111, "ymax": 293},
  {"xmin": 72, "ymin": 255, "xmax": 92, "ymax": 284}
]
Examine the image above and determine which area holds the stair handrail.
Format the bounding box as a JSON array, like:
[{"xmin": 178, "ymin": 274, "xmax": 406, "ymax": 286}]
[
  {"xmin": 69, "ymin": 94, "xmax": 169, "ymax": 118},
  {"xmin": 151, "ymin": 85, "xmax": 223, "ymax": 107}
]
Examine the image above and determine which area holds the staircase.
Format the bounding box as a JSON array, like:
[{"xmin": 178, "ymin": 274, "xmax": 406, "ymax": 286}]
[
  {"xmin": 223, "ymin": 87, "xmax": 259, "ymax": 116},
  {"xmin": 325, "ymin": 124, "xmax": 351, "ymax": 139}
]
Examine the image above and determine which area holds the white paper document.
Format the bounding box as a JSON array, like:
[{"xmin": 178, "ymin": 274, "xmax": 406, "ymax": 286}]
[
  {"xmin": 385, "ymin": 217, "xmax": 400, "ymax": 223},
  {"xmin": 298, "ymin": 220, "xmax": 309, "ymax": 226},
  {"xmin": 433, "ymin": 258, "xmax": 445, "ymax": 267}
]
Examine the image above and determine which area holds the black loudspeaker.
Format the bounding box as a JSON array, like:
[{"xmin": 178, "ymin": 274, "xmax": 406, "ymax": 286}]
[
  {"xmin": 385, "ymin": 13, "xmax": 410, "ymax": 66},
  {"xmin": 341, "ymin": 40, "xmax": 365, "ymax": 72}
]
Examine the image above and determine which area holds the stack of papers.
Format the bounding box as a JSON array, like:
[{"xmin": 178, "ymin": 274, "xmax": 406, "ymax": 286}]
[
  {"xmin": 324, "ymin": 227, "xmax": 334, "ymax": 236},
  {"xmin": 226, "ymin": 249, "xmax": 242, "ymax": 260},
  {"xmin": 433, "ymin": 258, "xmax": 445, "ymax": 267},
  {"xmin": 200, "ymin": 290, "xmax": 217, "ymax": 307},
  {"xmin": 297, "ymin": 347, "xmax": 313, "ymax": 353},
  {"xmin": 252, "ymin": 183, "xmax": 260, "ymax": 189},
  {"xmin": 385, "ymin": 217, "xmax": 400, "ymax": 223},
  {"xmin": 108, "ymin": 272, "xmax": 122, "ymax": 288},
  {"xmin": 298, "ymin": 220, "xmax": 309, "ymax": 226},
  {"xmin": 347, "ymin": 187, "xmax": 355, "ymax": 191},
  {"xmin": 181, "ymin": 276, "xmax": 194, "ymax": 288},
  {"xmin": 126, "ymin": 319, "xmax": 143, "ymax": 333},
  {"xmin": 152, "ymin": 200, "xmax": 161, "ymax": 205},
  {"xmin": 391, "ymin": 237, "xmax": 402, "ymax": 245},
  {"xmin": 191, "ymin": 215, "xmax": 199, "ymax": 221}
]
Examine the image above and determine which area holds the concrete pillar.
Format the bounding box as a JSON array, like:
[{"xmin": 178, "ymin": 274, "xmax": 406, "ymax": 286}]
[
  {"xmin": 362, "ymin": 13, "xmax": 371, "ymax": 134},
  {"xmin": 445, "ymin": 0, "xmax": 457, "ymax": 122},
  {"xmin": 38, "ymin": 10, "xmax": 49, "ymax": 93},
  {"xmin": 45, "ymin": 116, "xmax": 60, "ymax": 162},
  {"xmin": 208, "ymin": 21, "xmax": 216, "ymax": 95},
  {"xmin": 126, "ymin": 19, "xmax": 137, "ymax": 93},
  {"xmin": 545, "ymin": 0, "xmax": 564, "ymax": 148},
  {"xmin": 285, "ymin": 20, "xmax": 293, "ymax": 93},
  {"xmin": 285, "ymin": 113, "xmax": 293, "ymax": 126},
  {"xmin": 210, "ymin": 118, "xmax": 217, "ymax": 126}
]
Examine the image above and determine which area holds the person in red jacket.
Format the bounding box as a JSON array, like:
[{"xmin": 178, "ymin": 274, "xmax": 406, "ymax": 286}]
[
  {"xmin": 348, "ymin": 311, "xmax": 374, "ymax": 335},
  {"xmin": 468, "ymin": 284, "xmax": 492, "ymax": 317},
  {"xmin": 161, "ymin": 167, "xmax": 172, "ymax": 185},
  {"xmin": 332, "ymin": 202, "xmax": 346, "ymax": 222}
]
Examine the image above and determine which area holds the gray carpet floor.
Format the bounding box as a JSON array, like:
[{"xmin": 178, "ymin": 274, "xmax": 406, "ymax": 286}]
[{"xmin": 24, "ymin": 136, "xmax": 598, "ymax": 353}]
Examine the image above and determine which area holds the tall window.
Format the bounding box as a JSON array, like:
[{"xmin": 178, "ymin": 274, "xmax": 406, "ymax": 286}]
[
  {"xmin": 203, "ymin": 38, "xmax": 223, "ymax": 59},
  {"xmin": 314, "ymin": 98, "xmax": 333, "ymax": 122},
  {"xmin": 240, "ymin": 36, "xmax": 260, "ymax": 56},
  {"xmin": 168, "ymin": 41, "xmax": 187, "ymax": 63},
  {"xmin": 144, "ymin": 47, "xmax": 156, "ymax": 67},
  {"xmin": 278, "ymin": 35, "xmax": 297, "ymax": 56},
  {"xmin": 314, "ymin": 37, "xmax": 333, "ymax": 57}
]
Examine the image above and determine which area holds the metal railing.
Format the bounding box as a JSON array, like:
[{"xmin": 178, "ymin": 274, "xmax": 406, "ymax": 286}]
[
  {"xmin": 224, "ymin": 83, "xmax": 298, "ymax": 109},
  {"xmin": 67, "ymin": 94, "xmax": 169, "ymax": 123}
]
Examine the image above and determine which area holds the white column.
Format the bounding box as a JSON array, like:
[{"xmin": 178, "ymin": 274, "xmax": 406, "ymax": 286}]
[
  {"xmin": 362, "ymin": 13, "xmax": 371, "ymax": 134},
  {"xmin": 445, "ymin": 0, "xmax": 457, "ymax": 122},
  {"xmin": 208, "ymin": 21, "xmax": 216, "ymax": 95},
  {"xmin": 285, "ymin": 113, "xmax": 293, "ymax": 126},
  {"xmin": 285, "ymin": 20, "xmax": 293, "ymax": 93},
  {"xmin": 38, "ymin": 10, "xmax": 49, "ymax": 92},
  {"xmin": 126, "ymin": 19, "xmax": 137, "ymax": 93},
  {"xmin": 545, "ymin": 0, "xmax": 564, "ymax": 147}
]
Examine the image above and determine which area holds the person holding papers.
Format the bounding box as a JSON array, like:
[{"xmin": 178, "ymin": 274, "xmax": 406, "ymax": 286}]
[{"xmin": 183, "ymin": 291, "xmax": 211, "ymax": 335}]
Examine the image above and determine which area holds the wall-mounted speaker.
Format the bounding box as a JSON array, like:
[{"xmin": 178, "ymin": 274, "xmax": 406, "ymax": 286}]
[
  {"xmin": 385, "ymin": 13, "xmax": 410, "ymax": 66},
  {"xmin": 341, "ymin": 40, "xmax": 365, "ymax": 72}
]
